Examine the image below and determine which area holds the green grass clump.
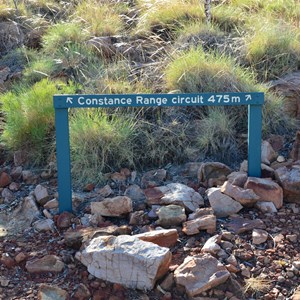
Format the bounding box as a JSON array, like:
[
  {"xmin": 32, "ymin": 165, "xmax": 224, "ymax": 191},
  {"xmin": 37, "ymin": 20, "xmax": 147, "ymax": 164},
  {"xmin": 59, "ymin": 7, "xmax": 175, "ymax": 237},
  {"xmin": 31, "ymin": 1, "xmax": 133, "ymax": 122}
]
[
  {"xmin": 245, "ymin": 21, "xmax": 300, "ymax": 81},
  {"xmin": 165, "ymin": 47, "xmax": 256, "ymax": 93},
  {"xmin": 42, "ymin": 23, "xmax": 88, "ymax": 54},
  {"xmin": 0, "ymin": 79, "xmax": 77, "ymax": 164},
  {"xmin": 135, "ymin": 0, "xmax": 204, "ymax": 36},
  {"xmin": 70, "ymin": 109, "xmax": 136, "ymax": 185},
  {"xmin": 75, "ymin": 1, "xmax": 125, "ymax": 36}
]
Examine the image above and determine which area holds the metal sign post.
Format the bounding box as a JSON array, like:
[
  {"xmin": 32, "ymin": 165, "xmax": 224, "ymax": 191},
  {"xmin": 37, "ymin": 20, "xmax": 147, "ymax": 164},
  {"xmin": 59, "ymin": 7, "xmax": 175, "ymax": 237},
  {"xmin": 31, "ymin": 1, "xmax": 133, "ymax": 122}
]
[{"xmin": 54, "ymin": 92, "xmax": 264, "ymax": 212}]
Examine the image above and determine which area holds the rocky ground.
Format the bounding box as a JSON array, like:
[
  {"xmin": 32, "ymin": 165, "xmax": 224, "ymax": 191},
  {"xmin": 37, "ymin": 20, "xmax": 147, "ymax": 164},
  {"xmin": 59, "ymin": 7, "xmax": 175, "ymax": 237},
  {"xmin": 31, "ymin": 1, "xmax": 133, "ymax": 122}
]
[{"xmin": 1, "ymin": 139, "xmax": 300, "ymax": 300}]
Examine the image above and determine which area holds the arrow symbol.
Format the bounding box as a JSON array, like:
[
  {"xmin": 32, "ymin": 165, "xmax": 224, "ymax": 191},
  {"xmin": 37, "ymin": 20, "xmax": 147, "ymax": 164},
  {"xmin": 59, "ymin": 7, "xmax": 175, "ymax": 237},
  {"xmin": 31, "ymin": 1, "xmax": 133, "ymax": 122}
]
[
  {"xmin": 245, "ymin": 94, "xmax": 252, "ymax": 101},
  {"xmin": 66, "ymin": 97, "xmax": 73, "ymax": 104}
]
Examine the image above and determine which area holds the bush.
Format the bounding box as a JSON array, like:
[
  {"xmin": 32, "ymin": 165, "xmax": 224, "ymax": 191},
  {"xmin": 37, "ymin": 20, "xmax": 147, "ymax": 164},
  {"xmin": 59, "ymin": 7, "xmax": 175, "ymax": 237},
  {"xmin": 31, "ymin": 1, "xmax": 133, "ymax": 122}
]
[
  {"xmin": 0, "ymin": 79, "xmax": 77, "ymax": 164},
  {"xmin": 244, "ymin": 21, "xmax": 300, "ymax": 81},
  {"xmin": 70, "ymin": 109, "xmax": 136, "ymax": 185},
  {"xmin": 135, "ymin": 0, "xmax": 204, "ymax": 36},
  {"xmin": 75, "ymin": 1, "xmax": 125, "ymax": 36},
  {"xmin": 165, "ymin": 47, "xmax": 256, "ymax": 93}
]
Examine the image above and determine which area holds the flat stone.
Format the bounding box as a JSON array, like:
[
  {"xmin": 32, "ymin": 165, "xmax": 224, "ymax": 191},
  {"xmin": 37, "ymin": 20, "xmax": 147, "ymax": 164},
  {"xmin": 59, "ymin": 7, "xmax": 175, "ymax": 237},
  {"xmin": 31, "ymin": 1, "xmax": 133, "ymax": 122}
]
[
  {"xmin": 182, "ymin": 215, "xmax": 216, "ymax": 235},
  {"xmin": 129, "ymin": 210, "xmax": 149, "ymax": 225},
  {"xmin": 91, "ymin": 196, "xmax": 132, "ymax": 217},
  {"xmin": 206, "ymin": 188, "xmax": 243, "ymax": 218},
  {"xmin": 188, "ymin": 207, "xmax": 214, "ymax": 220},
  {"xmin": 134, "ymin": 229, "xmax": 178, "ymax": 248},
  {"xmin": 245, "ymin": 177, "xmax": 283, "ymax": 209},
  {"xmin": 275, "ymin": 164, "xmax": 300, "ymax": 203},
  {"xmin": 75, "ymin": 235, "xmax": 171, "ymax": 290},
  {"xmin": 34, "ymin": 184, "xmax": 49, "ymax": 205},
  {"xmin": 255, "ymin": 201, "xmax": 277, "ymax": 213},
  {"xmin": 221, "ymin": 181, "xmax": 259, "ymax": 207},
  {"xmin": 37, "ymin": 284, "xmax": 68, "ymax": 300},
  {"xmin": 33, "ymin": 219, "xmax": 54, "ymax": 232},
  {"xmin": 95, "ymin": 185, "xmax": 113, "ymax": 197},
  {"xmin": 252, "ymin": 229, "xmax": 268, "ymax": 244},
  {"xmin": 226, "ymin": 217, "xmax": 266, "ymax": 234},
  {"xmin": 157, "ymin": 205, "xmax": 186, "ymax": 227},
  {"xmin": 43, "ymin": 198, "xmax": 58, "ymax": 209},
  {"xmin": 174, "ymin": 254, "xmax": 230, "ymax": 297},
  {"xmin": 201, "ymin": 235, "xmax": 222, "ymax": 256},
  {"xmin": 26, "ymin": 255, "xmax": 65, "ymax": 273}
]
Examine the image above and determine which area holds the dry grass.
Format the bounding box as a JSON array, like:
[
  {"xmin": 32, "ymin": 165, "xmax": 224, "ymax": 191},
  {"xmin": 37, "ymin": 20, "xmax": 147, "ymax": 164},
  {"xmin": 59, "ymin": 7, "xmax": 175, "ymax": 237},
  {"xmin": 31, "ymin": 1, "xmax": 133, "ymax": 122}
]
[{"xmin": 244, "ymin": 276, "xmax": 272, "ymax": 294}]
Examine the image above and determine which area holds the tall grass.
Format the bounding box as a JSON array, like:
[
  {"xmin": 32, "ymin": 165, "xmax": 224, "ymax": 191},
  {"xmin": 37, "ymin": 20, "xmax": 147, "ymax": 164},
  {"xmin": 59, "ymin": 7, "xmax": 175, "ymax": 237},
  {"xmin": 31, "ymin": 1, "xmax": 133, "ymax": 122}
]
[{"xmin": 0, "ymin": 79, "xmax": 77, "ymax": 164}]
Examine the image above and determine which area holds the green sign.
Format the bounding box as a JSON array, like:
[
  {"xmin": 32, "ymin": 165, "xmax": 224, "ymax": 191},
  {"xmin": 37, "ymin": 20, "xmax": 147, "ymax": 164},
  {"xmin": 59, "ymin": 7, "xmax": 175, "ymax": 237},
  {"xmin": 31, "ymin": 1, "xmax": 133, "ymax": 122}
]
[{"xmin": 54, "ymin": 92, "xmax": 264, "ymax": 212}]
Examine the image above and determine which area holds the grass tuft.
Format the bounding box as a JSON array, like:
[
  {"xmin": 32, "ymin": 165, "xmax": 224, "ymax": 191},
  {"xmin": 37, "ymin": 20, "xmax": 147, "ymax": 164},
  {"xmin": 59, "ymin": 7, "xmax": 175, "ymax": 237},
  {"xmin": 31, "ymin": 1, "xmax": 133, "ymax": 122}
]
[{"xmin": 244, "ymin": 276, "xmax": 272, "ymax": 294}]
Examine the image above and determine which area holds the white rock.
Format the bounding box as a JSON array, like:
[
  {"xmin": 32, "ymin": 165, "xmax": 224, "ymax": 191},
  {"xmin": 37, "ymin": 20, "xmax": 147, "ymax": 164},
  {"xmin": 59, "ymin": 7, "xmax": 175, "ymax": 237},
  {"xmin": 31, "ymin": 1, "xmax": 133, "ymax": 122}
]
[
  {"xmin": 252, "ymin": 229, "xmax": 268, "ymax": 245},
  {"xmin": 91, "ymin": 196, "xmax": 132, "ymax": 217},
  {"xmin": 255, "ymin": 201, "xmax": 277, "ymax": 213},
  {"xmin": 43, "ymin": 198, "xmax": 58, "ymax": 209},
  {"xmin": 158, "ymin": 183, "xmax": 204, "ymax": 212},
  {"xmin": 206, "ymin": 188, "xmax": 243, "ymax": 217},
  {"xmin": 34, "ymin": 184, "xmax": 49, "ymax": 205},
  {"xmin": 201, "ymin": 235, "xmax": 221, "ymax": 256},
  {"xmin": 174, "ymin": 254, "xmax": 230, "ymax": 297},
  {"xmin": 75, "ymin": 235, "xmax": 171, "ymax": 290}
]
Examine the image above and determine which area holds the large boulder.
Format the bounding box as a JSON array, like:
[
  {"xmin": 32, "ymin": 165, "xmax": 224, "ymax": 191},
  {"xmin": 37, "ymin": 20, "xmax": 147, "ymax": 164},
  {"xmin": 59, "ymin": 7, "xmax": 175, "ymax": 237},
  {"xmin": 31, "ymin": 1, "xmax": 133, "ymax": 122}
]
[
  {"xmin": 275, "ymin": 164, "xmax": 300, "ymax": 203},
  {"xmin": 75, "ymin": 235, "xmax": 171, "ymax": 290},
  {"xmin": 174, "ymin": 254, "xmax": 230, "ymax": 297},
  {"xmin": 244, "ymin": 177, "xmax": 283, "ymax": 209}
]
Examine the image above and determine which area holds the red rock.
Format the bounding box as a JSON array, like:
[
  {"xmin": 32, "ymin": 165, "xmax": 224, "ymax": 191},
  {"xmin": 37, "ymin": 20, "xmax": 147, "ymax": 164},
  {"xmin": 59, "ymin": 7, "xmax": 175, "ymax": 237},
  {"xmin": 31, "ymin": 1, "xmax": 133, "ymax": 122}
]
[
  {"xmin": 37, "ymin": 284, "xmax": 68, "ymax": 300},
  {"xmin": 73, "ymin": 283, "xmax": 91, "ymax": 300},
  {"xmin": 120, "ymin": 168, "xmax": 131, "ymax": 177},
  {"xmin": 25, "ymin": 255, "xmax": 64, "ymax": 273},
  {"xmin": 141, "ymin": 169, "xmax": 167, "ymax": 188},
  {"xmin": 1, "ymin": 253, "xmax": 15, "ymax": 268},
  {"xmin": 83, "ymin": 183, "xmax": 95, "ymax": 192},
  {"xmin": 15, "ymin": 252, "xmax": 27, "ymax": 263},
  {"xmin": 56, "ymin": 211, "xmax": 74, "ymax": 229},
  {"xmin": 111, "ymin": 172, "xmax": 126, "ymax": 183},
  {"xmin": 135, "ymin": 229, "xmax": 178, "ymax": 248},
  {"xmin": 0, "ymin": 172, "xmax": 11, "ymax": 188},
  {"xmin": 144, "ymin": 187, "xmax": 164, "ymax": 205}
]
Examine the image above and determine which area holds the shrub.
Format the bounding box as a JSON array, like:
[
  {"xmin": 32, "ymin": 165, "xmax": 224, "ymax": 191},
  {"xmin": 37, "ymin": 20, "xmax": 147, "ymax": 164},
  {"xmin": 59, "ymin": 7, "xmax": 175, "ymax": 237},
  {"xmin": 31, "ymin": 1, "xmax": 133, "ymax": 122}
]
[
  {"xmin": 244, "ymin": 21, "xmax": 300, "ymax": 81},
  {"xmin": 75, "ymin": 1, "xmax": 125, "ymax": 36},
  {"xmin": 0, "ymin": 79, "xmax": 77, "ymax": 164},
  {"xmin": 70, "ymin": 109, "xmax": 136, "ymax": 185}
]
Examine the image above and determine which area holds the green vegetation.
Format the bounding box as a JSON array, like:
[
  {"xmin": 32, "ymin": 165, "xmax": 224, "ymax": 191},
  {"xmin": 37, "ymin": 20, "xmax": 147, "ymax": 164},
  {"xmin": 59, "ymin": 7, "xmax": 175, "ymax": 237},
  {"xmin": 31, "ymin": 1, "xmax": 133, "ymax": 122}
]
[{"xmin": 0, "ymin": 0, "xmax": 299, "ymax": 185}]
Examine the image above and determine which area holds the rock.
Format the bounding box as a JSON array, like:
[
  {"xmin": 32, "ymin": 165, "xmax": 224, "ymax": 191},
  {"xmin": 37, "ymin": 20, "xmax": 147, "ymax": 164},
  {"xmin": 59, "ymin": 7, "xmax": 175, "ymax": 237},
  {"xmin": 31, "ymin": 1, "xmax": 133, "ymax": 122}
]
[
  {"xmin": 252, "ymin": 229, "xmax": 268, "ymax": 244},
  {"xmin": 277, "ymin": 155, "xmax": 285, "ymax": 163},
  {"xmin": 182, "ymin": 215, "xmax": 216, "ymax": 235},
  {"xmin": 64, "ymin": 226, "xmax": 131, "ymax": 249},
  {"xmin": 255, "ymin": 201, "xmax": 277, "ymax": 213},
  {"xmin": 91, "ymin": 196, "xmax": 132, "ymax": 217},
  {"xmin": 182, "ymin": 162, "xmax": 203, "ymax": 177},
  {"xmin": 9, "ymin": 182, "xmax": 20, "ymax": 191},
  {"xmin": 22, "ymin": 170, "xmax": 37, "ymax": 184},
  {"xmin": 129, "ymin": 210, "xmax": 149, "ymax": 225},
  {"xmin": 13, "ymin": 150, "xmax": 26, "ymax": 167},
  {"xmin": 1, "ymin": 253, "xmax": 15, "ymax": 268},
  {"xmin": 269, "ymin": 72, "xmax": 300, "ymax": 119},
  {"xmin": 141, "ymin": 169, "xmax": 167, "ymax": 188},
  {"xmin": 148, "ymin": 205, "xmax": 160, "ymax": 219},
  {"xmin": 287, "ymin": 234, "xmax": 298, "ymax": 243},
  {"xmin": 34, "ymin": 184, "xmax": 49, "ymax": 205},
  {"xmin": 290, "ymin": 131, "xmax": 300, "ymax": 161},
  {"xmin": 33, "ymin": 219, "xmax": 54, "ymax": 232},
  {"xmin": 2, "ymin": 187, "xmax": 14, "ymax": 202},
  {"xmin": 221, "ymin": 181, "xmax": 259, "ymax": 207},
  {"xmin": 26, "ymin": 255, "xmax": 65, "ymax": 273},
  {"xmin": 73, "ymin": 283, "xmax": 91, "ymax": 300},
  {"xmin": 261, "ymin": 140, "xmax": 277, "ymax": 165},
  {"xmin": 135, "ymin": 229, "xmax": 178, "ymax": 248},
  {"xmin": 56, "ymin": 211, "xmax": 74, "ymax": 229},
  {"xmin": 15, "ymin": 252, "xmax": 26, "ymax": 263},
  {"xmin": 244, "ymin": 177, "xmax": 283, "ymax": 209},
  {"xmin": 160, "ymin": 273, "xmax": 175, "ymax": 291},
  {"xmin": 0, "ymin": 22, "xmax": 24, "ymax": 55},
  {"xmin": 227, "ymin": 171, "xmax": 248, "ymax": 187},
  {"xmin": 10, "ymin": 166, "xmax": 22, "ymax": 180},
  {"xmin": 275, "ymin": 164, "xmax": 300, "ymax": 203},
  {"xmin": 206, "ymin": 188, "xmax": 243, "ymax": 218},
  {"xmin": 188, "ymin": 207, "xmax": 214, "ymax": 220},
  {"xmin": 37, "ymin": 284, "xmax": 68, "ymax": 300},
  {"xmin": 110, "ymin": 172, "xmax": 126, "ymax": 184},
  {"xmin": 95, "ymin": 184, "xmax": 113, "ymax": 197},
  {"xmin": 201, "ymin": 235, "xmax": 222, "ymax": 256},
  {"xmin": 226, "ymin": 217, "xmax": 266, "ymax": 234},
  {"xmin": 226, "ymin": 254, "xmax": 238, "ymax": 267},
  {"xmin": 43, "ymin": 198, "xmax": 59, "ymax": 209},
  {"xmin": 146, "ymin": 183, "xmax": 204, "ymax": 212},
  {"xmin": 268, "ymin": 135, "xmax": 285, "ymax": 152},
  {"xmin": 125, "ymin": 184, "xmax": 146, "ymax": 209},
  {"xmin": 157, "ymin": 205, "xmax": 186, "ymax": 227},
  {"xmin": 274, "ymin": 233, "xmax": 285, "ymax": 242},
  {"xmin": 198, "ymin": 162, "xmax": 231, "ymax": 187},
  {"xmin": 75, "ymin": 235, "xmax": 171, "ymax": 290},
  {"xmin": 86, "ymin": 36, "xmax": 116, "ymax": 58},
  {"xmin": 0, "ymin": 172, "xmax": 11, "ymax": 188},
  {"xmin": 174, "ymin": 254, "xmax": 230, "ymax": 297}
]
